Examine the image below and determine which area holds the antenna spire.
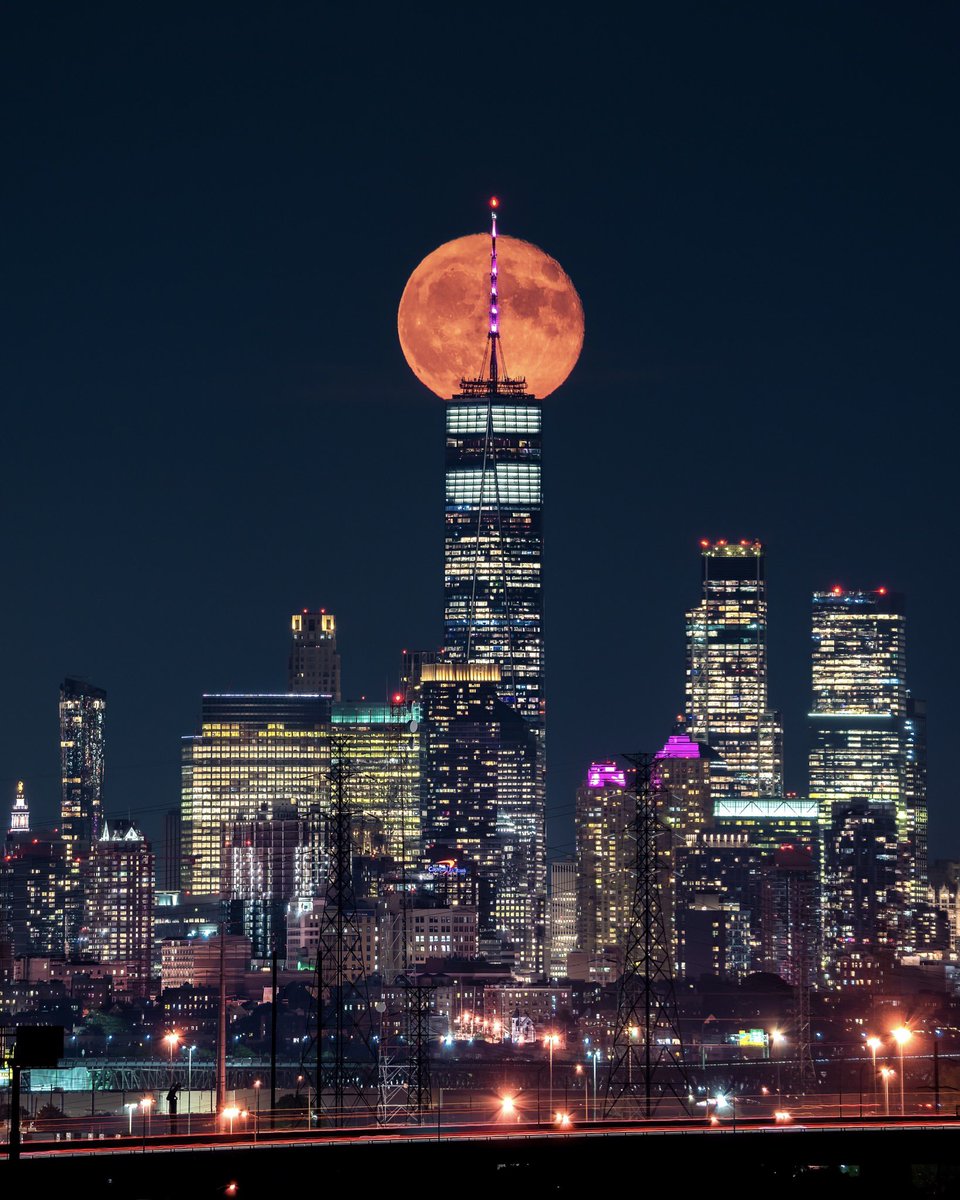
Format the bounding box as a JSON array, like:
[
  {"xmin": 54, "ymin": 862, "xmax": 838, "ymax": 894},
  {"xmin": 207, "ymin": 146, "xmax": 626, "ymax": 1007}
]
[{"xmin": 488, "ymin": 196, "xmax": 500, "ymax": 388}]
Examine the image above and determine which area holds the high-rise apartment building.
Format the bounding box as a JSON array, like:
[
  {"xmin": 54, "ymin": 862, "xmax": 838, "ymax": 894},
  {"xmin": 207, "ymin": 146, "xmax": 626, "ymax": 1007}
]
[
  {"xmin": 181, "ymin": 694, "xmax": 331, "ymax": 897},
  {"xmin": 760, "ymin": 844, "xmax": 819, "ymax": 986},
  {"xmin": 439, "ymin": 202, "xmax": 547, "ymax": 977},
  {"xmin": 85, "ymin": 820, "xmax": 154, "ymax": 995},
  {"xmin": 575, "ymin": 762, "xmax": 634, "ymax": 979},
  {"xmin": 59, "ymin": 678, "xmax": 106, "ymax": 951},
  {"xmin": 685, "ymin": 541, "xmax": 782, "ymax": 799},
  {"xmin": 808, "ymin": 587, "xmax": 926, "ymax": 973},
  {"xmin": 289, "ymin": 610, "xmax": 341, "ymax": 699}
]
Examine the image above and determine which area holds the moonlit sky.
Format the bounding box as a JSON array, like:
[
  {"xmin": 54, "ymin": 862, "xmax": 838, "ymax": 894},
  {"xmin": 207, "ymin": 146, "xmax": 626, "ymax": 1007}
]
[{"xmin": 3, "ymin": 4, "xmax": 958, "ymax": 862}]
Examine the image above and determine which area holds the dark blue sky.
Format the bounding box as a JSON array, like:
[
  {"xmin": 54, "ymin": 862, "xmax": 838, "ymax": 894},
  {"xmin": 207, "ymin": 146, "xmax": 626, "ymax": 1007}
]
[{"xmin": 2, "ymin": 4, "xmax": 957, "ymax": 861}]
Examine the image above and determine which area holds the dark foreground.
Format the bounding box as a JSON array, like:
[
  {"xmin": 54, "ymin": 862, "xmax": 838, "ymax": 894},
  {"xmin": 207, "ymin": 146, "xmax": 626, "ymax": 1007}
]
[{"xmin": 3, "ymin": 1121, "xmax": 960, "ymax": 1198}]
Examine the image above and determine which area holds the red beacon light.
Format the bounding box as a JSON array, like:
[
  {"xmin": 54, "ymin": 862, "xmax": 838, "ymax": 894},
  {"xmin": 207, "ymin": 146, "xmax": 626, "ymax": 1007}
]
[
  {"xmin": 489, "ymin": 196, "xmax": 500, "ymax": 209},
  {"xmin": 699, "ymin": 539, "xmax": 710, "ymax": 548},
  {"xmin": 831, "ymin": 586, "xmax": 843, "ymax": 596},
  {"xmin": 392, "ymin": 692, "xmax": 404, "ymax": 704},
  {"xmin": 877, "ymin": 586, "xmax": 887, "ymax": 595}
]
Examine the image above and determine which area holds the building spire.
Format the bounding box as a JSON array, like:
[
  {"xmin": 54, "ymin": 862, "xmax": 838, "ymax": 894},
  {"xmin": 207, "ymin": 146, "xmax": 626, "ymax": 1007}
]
[
  {"xmin": 488, "ymin": 196, "xmax": 500, "ymax": 388},
  {"xmin": 10, "ymin": 780, "xmax": 29, "ymax": 834}
]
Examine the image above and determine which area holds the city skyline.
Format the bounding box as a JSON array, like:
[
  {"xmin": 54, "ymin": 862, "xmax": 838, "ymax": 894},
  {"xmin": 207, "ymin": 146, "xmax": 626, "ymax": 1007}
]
[{"xmin": 3, "ymin": 5, "xmax": 958, "ymax": 866}]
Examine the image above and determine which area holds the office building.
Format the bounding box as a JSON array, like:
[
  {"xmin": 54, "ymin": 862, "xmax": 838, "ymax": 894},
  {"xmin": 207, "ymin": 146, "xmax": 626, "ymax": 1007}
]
[
  {"xmin": 685, "ymin": 541, "xmax": 782, "ymax": 799},
  {"xmin": 59, "ymin": 678, "xmax": 106, "ymax": 951},
  {"xmin": 289, "ymin": 609, "xmax": 341, "ymax": 699},
  {"xmin": 331, "ymin": 699, "xmax": 422, "ymax": 875},
  {"xmin": 418, "ymin": 660, "xmax": 543, "ymax": 977},
  {"xmin": 181, "ymin": 694, "xmax": 331, "ymax": 897},
  {"xmin": 760, "ymin": 844, "xmax": 819, "ymax": 986},
  {"xmin": 808, "ymin": 587, "xmax": 926, "ymax": 968},
  {"xmin": 548, "ymin": 860, "xmax": 577, "ymax": 979},
  {"xmin": 439, "ymin": 202, "xmax": 547, "ymax": 974},
  {"xmin": 223, "ymin": 804, "xmax": 318, "ymax": 958}
]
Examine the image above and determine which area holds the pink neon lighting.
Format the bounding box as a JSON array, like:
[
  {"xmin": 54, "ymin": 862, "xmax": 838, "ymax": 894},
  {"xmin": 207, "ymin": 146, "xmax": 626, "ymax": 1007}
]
[
  {"xmin": 655, "ymin": 734, "xmax": 703, "ymax": 760},
  {"xmin": 587, "ymin": 762, "xmax": 627, "ymax": 789}
]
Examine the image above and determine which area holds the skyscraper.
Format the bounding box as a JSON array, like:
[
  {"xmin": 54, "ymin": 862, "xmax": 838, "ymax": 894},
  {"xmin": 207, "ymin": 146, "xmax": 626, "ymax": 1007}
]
[
  {"xmin": 808, "ymin": 586, "xmax": 926, "ymax": 973},
  {"xmin": 417, "ymin": 661, "xmax": 541, "ymax": 976},
  {"xmin": 85, "ymin": 819, "xmax": 154, "ymax": 996},
  {"xmin": 440, "ymin": 200, "xmax": 546, "ymax": 970},
  {"xmin": 575, "ymin": 761, "xmax": 634, "ymax": 979},
  {"xmin": 685, "ymin": 541, "xmax": 782, "ymax": 799},
  {"xmin": 59, "ymin": 678, "xmax": 106, "ymax": 952},
  {"xmin": 9, "ymin": 781, "xmax": 29, "ymax": 835},
  {"xmin": 289, "ymin": 610, "xmax": 341, "ymax": 699}
]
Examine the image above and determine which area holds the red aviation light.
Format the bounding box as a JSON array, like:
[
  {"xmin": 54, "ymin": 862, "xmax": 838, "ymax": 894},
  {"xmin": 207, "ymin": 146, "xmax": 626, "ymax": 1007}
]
[
  {"xmin": 699, "ymin": 539, "xmax": 710, "ymax": 548},
  {"xmin": 831, "ymin": 586, "xmax": 843, "ymax": 596},
  {"xmin": 489, "ymin": 196, "xmax": 500, "ymax": 209},
  {"xmin": 877, "ymin": 586, "xmax": 887, "ymax": 595},
  {"xmin": 392, "ymin": 692, "xmax": 404, "ymax": 704}
]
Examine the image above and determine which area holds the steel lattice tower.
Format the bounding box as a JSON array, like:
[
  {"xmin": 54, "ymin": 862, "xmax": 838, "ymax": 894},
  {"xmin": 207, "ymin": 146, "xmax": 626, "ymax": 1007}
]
[
  {"xmin": 304, "ymin": 750, "xmax": 376, "ymax": 1126},
  {"xmin": 603, "ymin": 752, "xmax": 691, "ymax": 1119}
]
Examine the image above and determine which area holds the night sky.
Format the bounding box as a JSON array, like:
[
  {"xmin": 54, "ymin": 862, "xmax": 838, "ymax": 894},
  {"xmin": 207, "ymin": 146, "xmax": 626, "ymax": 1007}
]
[{"xmin": 3, "ymin": 5, "xmax": 958, "ymax": 862}]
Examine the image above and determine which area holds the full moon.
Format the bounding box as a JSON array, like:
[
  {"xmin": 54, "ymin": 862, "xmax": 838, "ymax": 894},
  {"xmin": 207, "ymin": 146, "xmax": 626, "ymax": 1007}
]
[{"xmin": 398, "ymin": 233, "xmax": 584, "ymax": 399}]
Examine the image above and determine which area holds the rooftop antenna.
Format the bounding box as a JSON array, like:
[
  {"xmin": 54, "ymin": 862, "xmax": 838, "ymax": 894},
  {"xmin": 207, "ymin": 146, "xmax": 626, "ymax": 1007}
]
[{"xmin": 488, "ymin": 195, "xmax": 500, "ymax": 389}]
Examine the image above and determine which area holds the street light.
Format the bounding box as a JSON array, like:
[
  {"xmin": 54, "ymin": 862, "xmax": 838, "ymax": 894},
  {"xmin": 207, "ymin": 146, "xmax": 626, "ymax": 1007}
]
[
  {"xmin": 892, "ymin": 1027, "xmax": 912, "ymax": 1115},
  {"xmin": 163, "ymin": 1032, "xmax": 180, "ymax": 1064},
  {"xmin": 500, "ymin": 1094, "xmax": 517, "ymax": 1121},
  {"xmin": 253, "ymin": 1079, "xmax": 261, "ymax": 1140},
  {"xmin": 544, "ymin": 1034, "xmax": 560, "ymax": 1123},
  {"xmin": 575, "ymin": 1063, "xmax": 587, "ymax": 1121},
  {"xmin": 139, "ymin": 1096, "xmax": 153, "ymax": 1151},
  {"xmin": 182, "ymin": 1044, "xmax": 196, "ymax": 1135},
  {"xmin": 222, "ymin": 1105, "xmax": 241, "ymax": 1134},
  {"xmin": 124, "ymin": 1102, "xmax": 137, "ymax": 1135},
  {"xmin": 880, "ymin": 1067, "xmax": 894, "ymax": 1117},
  {"xmin": 866, "ymin": 1036, "xmax": 882, "ymax": 1114}
]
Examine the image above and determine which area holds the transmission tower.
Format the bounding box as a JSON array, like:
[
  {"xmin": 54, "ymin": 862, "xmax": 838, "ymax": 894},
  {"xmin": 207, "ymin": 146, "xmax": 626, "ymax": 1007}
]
[
  {"xmin": 306, "ymin": 748, "xmax": 376, "ymax": 1126},
  {"xmin": 603, "ymin": 752, "xmax": 691, "ymax": 1119}
]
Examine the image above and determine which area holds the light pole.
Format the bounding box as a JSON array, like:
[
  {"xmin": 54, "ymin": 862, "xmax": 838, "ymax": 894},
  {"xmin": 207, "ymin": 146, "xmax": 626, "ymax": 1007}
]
[
  {"xmin": 880, "ymin": 1067, "xmax": 894, "ymax": 1117},
  {"xmin": 892, "ymin": 1027, "xmax": 912, "ymax": 1116},
  {"xmin": 139, "ymin": 1096, "xmax": 153, "ymax": 1151},
  {"xmin": 125, "ymin": 1102, "xmax": 137, "ymax": 1135},
  {"xmin": 628, "ymin": 1026, "xmax": 638, "ymax": 1087},
  {"xmin": 866, "ymin": 1037, "xmax": 882, "ymax": 1114},
  {"xmin": 222, "ymin": 1105, "xmax": 240, "ymax": 1135},
  {"xmin": 588, "ymin": 1050, "xmax": 600, "ymax": 1122},
  {"xmin": 183, "ymin": 1044, "xmax": 195, "ymax": 1135},
  {"xmin": 254, "ymin": 1079, "xmax": 261, "ymax": 1140},
  {"xmin": 770, "ymin": 1030, "xmax": 785, "ymax": 1108},
  {"xmin": 575, "ymin": 1064, "xmax": 587, "ymax": 1121},
  {"xmin": 544, "ymin": 1035, "xmax": 560, "ymax": 1123}
]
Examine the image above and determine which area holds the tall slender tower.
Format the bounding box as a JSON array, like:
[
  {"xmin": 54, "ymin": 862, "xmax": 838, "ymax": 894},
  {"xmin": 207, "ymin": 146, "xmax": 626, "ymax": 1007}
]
[
  {"xmin": 59, "ymin": 678, "xmax": 106, "ymax": 953},
  {"xmin": 685, "ymin": 540, "xmax": 782, "ymax": 799},
  {"xmin": 441, "ymin": 199, "xmax": 546, "ymax": 976},
  {"xmin": 809, "ymin": 586, "xmax": 924, "ymax": 975}
]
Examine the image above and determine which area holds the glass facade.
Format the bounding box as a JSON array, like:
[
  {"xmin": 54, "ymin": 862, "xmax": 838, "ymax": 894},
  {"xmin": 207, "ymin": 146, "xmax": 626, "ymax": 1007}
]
[
  {"xmin": 418, "ymin": 662, "xmax": 542, "ymax": 978},
  {"xmin": 685, "ymin": 542, "xmax": 782, "ymax": 799},
  {"xmin": 59, "ymin": 677, "xmax": 106, "ymax": 952},
  {"xmin": 808, "ymin": 588, "xmax": 926, "ymax": 969},
  {"xmin": 575, "ymin": 762, "xmax": 635, "ymax": 979},
  {"xmin": 181, "ymin": 694, "xmax": 331, "ymax": 897},
  {"xmin": 85, "ymin": 820, "xmax": 154, "ymax": 996},
  {"xmin": 330, "ymin": 700, "xmax": 422, "ymax": 874}
]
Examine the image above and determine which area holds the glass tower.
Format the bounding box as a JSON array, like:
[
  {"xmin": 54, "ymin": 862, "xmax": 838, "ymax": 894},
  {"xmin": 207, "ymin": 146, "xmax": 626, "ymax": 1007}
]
[
  {"xmin": 59, "ymin": 677, "xmax": 106, "ymax": 952},
  {"xmin": 685, "ymin": 540, "xmax": 782, "ymax": 799},
  {"xmin": 809, "ymin": 587, "xmax": 926, "ymax": 970},
  {"xmin": 439, "ymin": 200, "xmax": 546, "ymax": 974}
]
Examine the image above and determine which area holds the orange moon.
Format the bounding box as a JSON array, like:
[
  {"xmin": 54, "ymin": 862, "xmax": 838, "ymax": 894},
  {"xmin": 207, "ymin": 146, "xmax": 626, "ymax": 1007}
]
[{"xmin": 398, "ymin": 233, "xmax": 584, "ymax": 399}]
